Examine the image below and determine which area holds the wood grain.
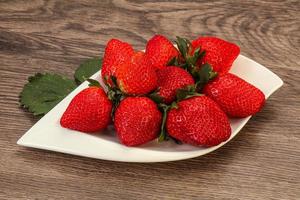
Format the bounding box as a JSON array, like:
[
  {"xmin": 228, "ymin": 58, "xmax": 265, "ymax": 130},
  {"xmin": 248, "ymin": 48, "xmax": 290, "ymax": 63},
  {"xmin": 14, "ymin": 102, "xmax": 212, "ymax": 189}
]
[{"xmin": 0, "ymin": 0, "xmax": 299, "ymax": 199}]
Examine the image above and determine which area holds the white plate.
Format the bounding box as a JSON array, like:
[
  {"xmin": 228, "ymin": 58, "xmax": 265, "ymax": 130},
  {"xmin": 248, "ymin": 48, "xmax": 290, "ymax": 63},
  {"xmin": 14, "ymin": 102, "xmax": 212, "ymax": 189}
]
[{"xmin": 17, "ymin": 55, "xmax": 283, "ymax": 162}]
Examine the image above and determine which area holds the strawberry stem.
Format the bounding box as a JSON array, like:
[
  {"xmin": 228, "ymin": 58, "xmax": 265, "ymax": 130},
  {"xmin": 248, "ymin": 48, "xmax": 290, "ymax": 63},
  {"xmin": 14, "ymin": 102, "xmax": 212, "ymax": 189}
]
[
  {"xmin": 157, "ymin": 102, "xmax": 182, "ymax": 144},
  {"xmin": 158, "ymin": 104, "xmax": 169, "ymax": 142}
]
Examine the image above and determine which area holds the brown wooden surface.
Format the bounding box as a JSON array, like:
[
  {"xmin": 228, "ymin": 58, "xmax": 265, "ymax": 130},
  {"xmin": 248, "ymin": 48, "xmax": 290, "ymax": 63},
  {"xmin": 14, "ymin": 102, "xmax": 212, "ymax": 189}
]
[{"xmin": 0, "ymin": 0, "xmax": 299, "ymax": 199}]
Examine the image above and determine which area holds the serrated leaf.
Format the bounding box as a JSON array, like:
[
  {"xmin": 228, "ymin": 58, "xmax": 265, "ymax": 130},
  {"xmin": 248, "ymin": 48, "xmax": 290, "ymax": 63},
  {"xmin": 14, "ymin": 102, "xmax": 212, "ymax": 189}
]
[
  {"xmin": 20, "ymin": 73, "xmax": 76, "ymax": 116},
  {"xmin": 74, "ymin": 57, "xmax": 102, "ymax": 84}
]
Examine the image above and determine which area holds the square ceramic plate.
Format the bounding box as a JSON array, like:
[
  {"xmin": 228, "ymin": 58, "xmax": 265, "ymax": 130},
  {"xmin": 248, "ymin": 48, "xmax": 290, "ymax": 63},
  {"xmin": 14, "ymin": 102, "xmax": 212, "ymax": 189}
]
[{"xmin": 17, "ymin": 55, "xmax": 283, "ymax": 162}]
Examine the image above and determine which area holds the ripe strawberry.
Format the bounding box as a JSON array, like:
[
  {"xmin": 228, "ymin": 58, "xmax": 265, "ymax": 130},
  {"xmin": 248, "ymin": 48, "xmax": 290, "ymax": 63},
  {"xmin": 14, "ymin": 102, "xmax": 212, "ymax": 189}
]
[
  {"xmin": 60, "ymin": 86, "xmax": 112, "ymax": 132},
  {"xmin": 101, "ymin": 39, "xmax": 134, "ymax": 85},
  {"xmin": 156, "ymin": 66, "xmax": 195, "ymax": 104},
  {"xmin": 192, "ymin": 37, "xmax": 240, "ymax": 74},
  {"xmin": 203, "ymin": 73, "xmax": 265, "ymax": 118},
  {"xmin": 114, "ymin": 97, "xmax": 162, "ymax": 146},
  {"xmin": 166, "ymin": 96, "xmax": 231, "ymax": 146},
  {"xmin": 115, "ymin": 51, "xmax": 158, "ymax": 95},
  {"xmin": 145, "ymin": 35, "xmax": 179, "ymax": 70}
]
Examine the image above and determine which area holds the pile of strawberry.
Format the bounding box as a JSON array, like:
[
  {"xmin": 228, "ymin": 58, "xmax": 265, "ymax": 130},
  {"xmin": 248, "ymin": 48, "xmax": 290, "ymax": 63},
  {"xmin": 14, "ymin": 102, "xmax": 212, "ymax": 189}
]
[{"xmin": 60, "ymin": 35, "xmax": 265, "ymax": 147}]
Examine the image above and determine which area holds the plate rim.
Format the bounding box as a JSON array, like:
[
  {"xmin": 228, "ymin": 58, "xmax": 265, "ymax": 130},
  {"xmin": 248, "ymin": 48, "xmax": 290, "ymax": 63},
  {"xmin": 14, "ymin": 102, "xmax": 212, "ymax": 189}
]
[{"xmin": 17, "ymin": 54, "xmax": 284, "ymax": 163}]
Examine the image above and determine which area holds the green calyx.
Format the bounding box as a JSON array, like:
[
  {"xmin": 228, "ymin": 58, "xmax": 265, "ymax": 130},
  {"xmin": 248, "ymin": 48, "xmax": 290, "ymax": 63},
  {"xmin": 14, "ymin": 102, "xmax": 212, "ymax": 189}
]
[
  {"xmin": 175, "ymin": 84, "xmax": 203, "ymax": 103},
  {"xmin": 172, "ymin": 36, "xmax": 218, "ymax": 92},
  {"xmin": 86, "ymin": 78, "xmax": 102, "ymax": 87},
  {"xmin": 86, "ymin": 76, "xmax": 124, "ymax": 121},
  {"xmin": 194, "ymin": 63, "xmax": 218, "ymax": 92},
  {"xmin": 176, "ymin": 85, "xmax": 197, "ymax": 101},
  {"xmin": 156, "ymin": 83, "xmax": 204, "ymax": 143},
  {"xmin": 167, "ymin": 56, "xmax": 180, "ymax": 66},
  {"xmin": 106, "ymin": 76, "xmax": 124, "ymax": 120},
  {"xmin": 173, "ymin": 36, "xmax": 206, "ymax": 70},
  {"xmin": 148, "ymin": 89, "xmax": 163, "ymax": 104}
]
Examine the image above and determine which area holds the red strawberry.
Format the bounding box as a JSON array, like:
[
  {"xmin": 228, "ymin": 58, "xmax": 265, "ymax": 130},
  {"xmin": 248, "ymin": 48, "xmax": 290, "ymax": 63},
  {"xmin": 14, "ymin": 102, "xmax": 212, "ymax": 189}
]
[
  {"xmin": 203, "ymin": 73, "xmax": 265, "ymax": 118},
  {"xmin": 60, "ymin": 86, "xmax": 112, "ymax": 132},
  {"xmin": 101, "ymin": 39, "xmax": 134, "ymax": 85},
  {"xmin": 166, "ymin": 96, "xmax": 231, "ymax": 146},
  {"xmin": 114, "ymin": 97, "xmax": 162, "ymax": 146},
  {"xmin": 156, "ymin": 66, "xmax": 195, "ymax": 104},
  {"xmin": 115, "ymin": 51, "xmax": 158, "ymax": 95},
  {"xmin": 192, "ymin": 37, "xmax": 240, "ymax": 74},
  {"xmin": 145, "ymin": 35, "xmax": 179, "ymax": 70}
]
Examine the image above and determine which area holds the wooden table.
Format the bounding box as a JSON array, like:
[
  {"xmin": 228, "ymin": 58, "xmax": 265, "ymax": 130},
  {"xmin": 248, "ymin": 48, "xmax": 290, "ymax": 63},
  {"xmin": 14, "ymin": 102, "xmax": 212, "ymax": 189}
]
[{"xmin": 0, "ymin": 1, "xmax": 299, "ymax": 199}]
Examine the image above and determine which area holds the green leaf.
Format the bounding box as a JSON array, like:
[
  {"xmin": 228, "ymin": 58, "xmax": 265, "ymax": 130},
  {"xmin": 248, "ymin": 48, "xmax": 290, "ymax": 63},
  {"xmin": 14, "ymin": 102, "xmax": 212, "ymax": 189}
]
[
  {"xmin": 20, "ymin": 73, "xmax": 77, "ymax": 116},
  {"xmin": 74, "ymin": 57, "xmax": 102, "ymax": 84}
]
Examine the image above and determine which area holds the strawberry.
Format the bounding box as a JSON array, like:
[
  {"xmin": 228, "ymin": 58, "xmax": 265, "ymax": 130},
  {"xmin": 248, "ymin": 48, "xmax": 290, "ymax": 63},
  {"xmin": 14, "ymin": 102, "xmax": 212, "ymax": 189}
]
[
  {"xmin": 203, "ymin": 73, "xmax": 265, "ymax": 118},
  {"xmin": 145, "ymin": 35, "xmax": 179, "ymax": 70},
  {"xmin": 114, "ymin": 97, "xmax": 162, "ymax": 146},
  {"xmin": 192, "ymin": 37, "xmax": 240, "ymax": 74},
  {"xmin": 101, "ymin": 39, "xmax": 134, "ymax": 85},
  {"xmin": 115, "ymin": 51, "xmax": 158, "ymax": 95},
  {"xmin": 156, "ymin": 66, "xmax": 195, "ymax": 104},
  {"xmin": 60, "ymin": 84, "xmax": 112, "ymax": 133},
  {"xmin": 166, "ymin": 96, "xmax": 231, "ymax": 146}
]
